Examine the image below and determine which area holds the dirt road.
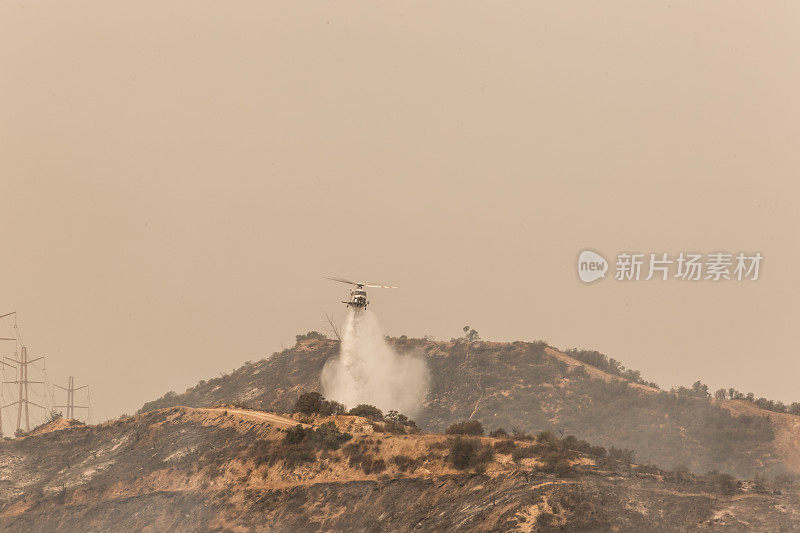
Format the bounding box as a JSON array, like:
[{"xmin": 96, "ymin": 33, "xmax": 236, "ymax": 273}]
[{"xmin": 204, "ymin": 407, "xmax": 310, "ymax": 428}]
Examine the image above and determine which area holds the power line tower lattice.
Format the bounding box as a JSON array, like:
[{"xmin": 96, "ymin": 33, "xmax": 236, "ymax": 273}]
[
  {"xmin": 0, "ymin": 312, "xmax": 52, "ymax": 437},
  {"xmin": 54, "ymin": 376, "xmax": 89, "ymax": 420},
  {"xmin": 3, "ymin": 346, "xmax": 45, "ymax": 434}
]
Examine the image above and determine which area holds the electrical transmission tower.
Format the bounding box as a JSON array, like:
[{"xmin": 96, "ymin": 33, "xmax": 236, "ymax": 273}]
[
  {"xmin": 0, "ymin": 312, "xmax": 49, "ymax": 437},
  {"xmin": 0, "ymin": 311, "xmax": 16, "ymax": 438},
  {"xmin": 54, "ymin": 377, "xmax": 89, "ymax": 420},
  {"xmin": 3, "ymin": 346, "xmax": 45, "ymax": 434}
]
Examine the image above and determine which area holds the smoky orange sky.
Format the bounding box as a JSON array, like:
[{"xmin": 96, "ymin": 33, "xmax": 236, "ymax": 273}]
[{"xmin": 1, "ymin": 2, "xmax": 798, "ymax": 428}]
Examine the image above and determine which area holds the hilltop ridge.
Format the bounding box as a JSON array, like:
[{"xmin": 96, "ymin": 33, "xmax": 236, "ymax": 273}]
[{"xmin": 140, "ymin": 334, "xmax": 800, "ymax": 478}]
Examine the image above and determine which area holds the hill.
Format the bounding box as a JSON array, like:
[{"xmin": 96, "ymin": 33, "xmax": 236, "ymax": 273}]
[
  {"xmin": 139, "ymin": 335, "xmax": 800, "ymax": 479},
  {"xmin": 2, "ymin": 406, "xmax": 799, "ymax": 531}
]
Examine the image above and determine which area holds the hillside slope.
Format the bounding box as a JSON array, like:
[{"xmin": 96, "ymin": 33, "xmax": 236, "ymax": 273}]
[
  {"xmin": 2, "ymin": 407, "xmax": 799, "ymax": 531},
  {"xmin": 140, "ymin": 336, "xmax": 796, "ymax": 478}
]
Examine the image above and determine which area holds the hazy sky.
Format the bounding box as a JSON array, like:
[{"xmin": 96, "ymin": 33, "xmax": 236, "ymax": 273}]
[{"xmin": 1, "ymin": 2, "xmax": 798, "ymax": 428}]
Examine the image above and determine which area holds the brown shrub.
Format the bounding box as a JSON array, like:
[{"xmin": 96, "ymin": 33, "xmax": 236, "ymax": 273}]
[
  {"xmin": 446, "ymin": 420, "xmax": 484, "ymax": 436},
  {"xmin": 391, "ymin": 454, "xmax": 419, "ymax": 473},
  {"xmin": 493, "ymin": 439, "xmax": 516, "ymax": 454},
  {"xmin": 447, "ymin": 437, "xmax": 494, "ymax": 472}
]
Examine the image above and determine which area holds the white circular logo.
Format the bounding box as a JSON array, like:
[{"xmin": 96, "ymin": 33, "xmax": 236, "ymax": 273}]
[{"xmin": 577, "ymin": 250, "xmax": 608, "ymax": 283}]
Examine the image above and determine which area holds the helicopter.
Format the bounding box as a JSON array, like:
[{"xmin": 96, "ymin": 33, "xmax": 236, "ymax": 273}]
[{"xmin": 324, "ymin": 276, "xmax": 397, "ymax": 310}]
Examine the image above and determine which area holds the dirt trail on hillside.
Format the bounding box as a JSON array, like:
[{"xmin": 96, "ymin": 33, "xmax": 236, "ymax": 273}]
[
  {"xmin": 5, "ymin": 405, "xmax": 800, "ymax": 531},
  {"xmin": 203, "ymin": 408, "xmax": 308, "ymax": 428},
  {"xmin": 717, "ymin": 399, "xmax": 800, "ymax": 474},
  {"xmin": 547, "ymin": 346, "xmax": 800, "ymax": 473},
  {"xmin": 544, "ymin": 347, "xmax": 659, "ymax": 393}
]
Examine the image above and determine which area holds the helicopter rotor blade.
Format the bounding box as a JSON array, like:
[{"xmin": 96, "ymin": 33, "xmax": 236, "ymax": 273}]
[
  {"xmin": 324, "ymin": 276, "xmax": 359, "ymax": 286},
  {"xmin": 325, "ymin": 276, "xmax": 397, "ymax": 289}
]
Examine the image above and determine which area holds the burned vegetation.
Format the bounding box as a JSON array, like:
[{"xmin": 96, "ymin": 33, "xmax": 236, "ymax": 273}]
[
  {"xmin": 2, "ymin": 404, "xmax": 799, "ymax": 531},
  {"xmin": 140, "ymin": 335, "xmax": 793, "ymax": 479}
]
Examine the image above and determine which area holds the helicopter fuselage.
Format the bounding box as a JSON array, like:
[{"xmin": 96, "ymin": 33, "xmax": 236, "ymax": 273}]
[
  {"xmin": 343, "ymin": 287, "xmax": 369, "ymax": 310},
  {"xmin": 325, "ymin": 276, "xmax": 394, "ymax": 310}
]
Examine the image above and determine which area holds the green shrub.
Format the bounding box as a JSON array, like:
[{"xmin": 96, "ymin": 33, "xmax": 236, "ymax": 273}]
[
  {"xmin": 296, "ymin": 331, "xmax": 327, "ymax": 342},
  {"xmin": 271, "ymin": 425, "xmax": 316, "ymax": 467},
  {"xmin": 262, "ymin": 422, "xmax": 352, "ymax": 468},
  {"xmin": 539, "ymin": 450, "xmax": 573, "ymax": 476},
  {"xmin": 445, "ymin": 420, "xmax": 484, "ymax": 436},
  {"xmin": 447, "ymin": 437, "xmax": 494, "ymax": 471},
  {"xmin": 311, "ymin": 421, "xmax": 352, "ymax": 450},
  {"xmin": 564, "ymin": 348, "xmax": 653, "ymax": 386},
  {"xmin": 386, "ymin": 410, "xmax": 417, "ymax": 428},
  {"xmin": 348, "ymin": 404, "xmax": 383, "ymax": 420},
  {"xmin": 284, "ymin": 425, "xmax": 311, "ymax": 445},
  {"xmin": 292, "ymin": 392, "xmax": 345, "ymax": 416}
]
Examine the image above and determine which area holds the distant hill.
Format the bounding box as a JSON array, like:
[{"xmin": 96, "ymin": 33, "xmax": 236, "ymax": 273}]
[
  {"xmin": 3, "ymin": 406, "xmax": 799, "ymax": 531},
  {"xmin": 139, "ymin": 335, "xmax": 798, "ymax": 478}
]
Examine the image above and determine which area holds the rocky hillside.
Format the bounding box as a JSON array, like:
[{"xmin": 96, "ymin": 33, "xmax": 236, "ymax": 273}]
[
  {"xmin": 2, "ymin": 406, "xmax": 799, "ymax": 531},
  {"xmin": 139, "ymin": 335, "xmax": 800, "ymax": 479}
]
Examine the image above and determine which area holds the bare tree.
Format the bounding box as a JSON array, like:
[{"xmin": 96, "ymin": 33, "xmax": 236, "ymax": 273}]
[{"xmin": 324, "ymin": 312, "xmax": 341, "ymax": 341}]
